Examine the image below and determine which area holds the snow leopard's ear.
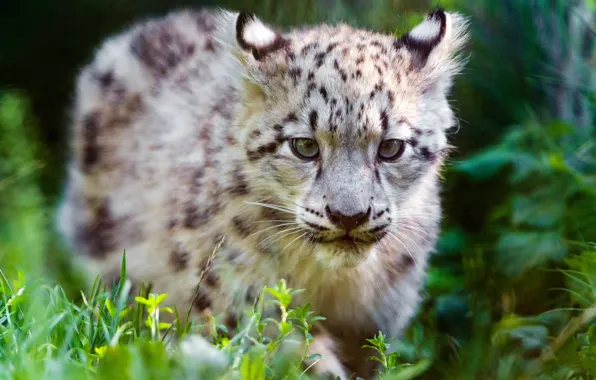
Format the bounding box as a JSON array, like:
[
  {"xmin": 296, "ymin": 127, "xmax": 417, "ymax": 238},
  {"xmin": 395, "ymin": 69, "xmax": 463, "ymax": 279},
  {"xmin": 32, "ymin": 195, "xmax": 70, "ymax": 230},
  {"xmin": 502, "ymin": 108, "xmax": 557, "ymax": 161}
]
[
  {"xmin": 235, "ymin": 12, "xmax": 288, "ymax": 60},
  {"xmin": 215, "ymin": 11, "xmax": 288, "ymax": 61},
  {"xmin": 396, "ymin": 9, "xmax": 468, "ymax": 79}
]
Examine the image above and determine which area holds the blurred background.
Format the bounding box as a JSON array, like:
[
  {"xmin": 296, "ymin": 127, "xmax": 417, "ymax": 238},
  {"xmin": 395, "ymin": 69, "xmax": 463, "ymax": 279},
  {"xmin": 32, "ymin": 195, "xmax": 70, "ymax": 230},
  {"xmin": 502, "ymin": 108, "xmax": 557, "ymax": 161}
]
[{"xmin": 1, "ymin": 0, "xmax": 595, "ymax": 378}]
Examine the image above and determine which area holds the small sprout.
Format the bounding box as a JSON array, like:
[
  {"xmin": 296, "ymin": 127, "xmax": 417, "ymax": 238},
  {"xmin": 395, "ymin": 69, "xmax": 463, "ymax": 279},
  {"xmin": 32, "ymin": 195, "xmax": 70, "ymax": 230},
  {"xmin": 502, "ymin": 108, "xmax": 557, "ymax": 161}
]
[
  {"xmin": 363, "ymin": 331, "xmax": 402, "ymax": 375},
  {"xmin": 94, "ymin": 346, "xmax": 108, "ymax": 359},
  {"xmin": 136, "ymin": 293, "xmax": 174, "ymax": 340}
]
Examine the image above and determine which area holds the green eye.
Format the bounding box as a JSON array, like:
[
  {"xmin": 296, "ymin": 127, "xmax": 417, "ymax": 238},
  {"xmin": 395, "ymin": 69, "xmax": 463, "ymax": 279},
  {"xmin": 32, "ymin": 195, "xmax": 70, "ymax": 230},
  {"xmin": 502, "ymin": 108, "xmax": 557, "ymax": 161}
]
[
  {"xmin": 290, "ymin": 138, "xmax": 319, "ymax": 160},
  {"xmin": 378, "ymin": 139, "xmax": 406, "ymax": 161}
]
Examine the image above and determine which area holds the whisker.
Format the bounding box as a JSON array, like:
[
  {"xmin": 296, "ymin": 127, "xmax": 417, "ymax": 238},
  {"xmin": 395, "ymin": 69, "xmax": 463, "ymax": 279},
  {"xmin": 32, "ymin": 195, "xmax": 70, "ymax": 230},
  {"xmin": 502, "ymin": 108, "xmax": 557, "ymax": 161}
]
[
  {"xmin": 386, "ymin": 232, "xmax": 418, "ymax": 266},
  {"xmin": 258, "ymin": 226, "xmax": 303, "ymax": 248},
  {"xmin": 394, "ymin": 227, "xmax": 431, "ymax": 244},
  {"xmin": 395, "ymin": 222, "xmax": 432, "ymax": 238},
  {"xmin": 244, "ymin": 201, "xmax": 296, "ymax": 215},
  {"xmin": 261, "ymin": 228, "xmax": 305, "ymax": 251},
  {"xmin": 282, "ymin": 232, "xmax": 309, "ymax": 253},
  {"xmin": 250, "ymin": 219, "xmax": 294, "ymax": 224},
  {"xmin": 392, "ymin": 229, "xmax": 425, "ymax": 255},
  {"xmin": 245, "ymin": 222, "xmax": 298, "ymax": 240},
  {"xmin": 276, "ymin": 196, "xmax": 308, "ymax": 210}
]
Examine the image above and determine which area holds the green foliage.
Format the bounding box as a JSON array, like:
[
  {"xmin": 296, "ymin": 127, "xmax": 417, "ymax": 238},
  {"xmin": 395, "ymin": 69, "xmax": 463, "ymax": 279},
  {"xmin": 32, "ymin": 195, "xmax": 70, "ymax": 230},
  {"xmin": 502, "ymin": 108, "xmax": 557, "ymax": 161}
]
[{"xmin": 1, "ymin": 260, "xmax": 389, "ymax": 379}]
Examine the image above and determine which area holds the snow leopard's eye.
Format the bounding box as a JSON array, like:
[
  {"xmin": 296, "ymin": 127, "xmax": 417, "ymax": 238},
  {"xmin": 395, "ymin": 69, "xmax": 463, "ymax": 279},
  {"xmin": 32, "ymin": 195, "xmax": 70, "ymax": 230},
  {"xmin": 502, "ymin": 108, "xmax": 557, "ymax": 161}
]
[
  {"xmin": 378, "ymin": 139, "xmax": 405, "ymax": 162},
  {"xmin": 290, "ymin": 138, "xmax": 319, "ymax": 160}
]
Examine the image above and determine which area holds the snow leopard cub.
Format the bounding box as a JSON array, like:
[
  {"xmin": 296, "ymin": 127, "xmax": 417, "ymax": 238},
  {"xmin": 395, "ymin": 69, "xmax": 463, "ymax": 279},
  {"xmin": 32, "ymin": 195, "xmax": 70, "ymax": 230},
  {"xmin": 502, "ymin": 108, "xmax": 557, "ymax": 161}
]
[{"xmin": 57, "ymin": 7, "xmax": 467, "ymax": 378}]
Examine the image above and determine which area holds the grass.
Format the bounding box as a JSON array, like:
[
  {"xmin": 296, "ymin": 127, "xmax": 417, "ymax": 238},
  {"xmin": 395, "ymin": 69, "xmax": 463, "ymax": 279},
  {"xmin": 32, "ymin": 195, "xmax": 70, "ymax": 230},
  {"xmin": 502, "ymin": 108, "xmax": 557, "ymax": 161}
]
[{"xmin": 0, "ymin": 253, "xmax": 429, "ymax": 380}]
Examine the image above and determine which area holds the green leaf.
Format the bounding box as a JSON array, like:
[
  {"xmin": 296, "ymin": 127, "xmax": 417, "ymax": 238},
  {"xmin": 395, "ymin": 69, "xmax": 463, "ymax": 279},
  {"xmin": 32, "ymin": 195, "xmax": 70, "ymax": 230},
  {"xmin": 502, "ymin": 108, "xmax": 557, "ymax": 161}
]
[
  {"xmin": 135, "ymin": 296, "xmax": 150, "ymax": 306},
  {"xmin": 155, "ymin": 294, "xmax": 168, "ymax": 305},
  {"xmin": 454, "ymin": 149, "xmax": 513, "ymax": 179},
  {"xmin": 496, "ymin": 231, "xmax": 568, "ymax": 276},
  {"xmin": 390, "ymin": 359, "xmax": 432, "ymax": 380},
  {"xmin": 105, "ymin": 299, "xmax": 116, "ymax": 318},
  {"xmin": 280, "ymin": 321, "xmax": 294, "ymax": 335},
  {"xmin": 240, "ymin": 350, "xmax": 266, "ymax": 380},
  {"xmin": 367, "ymin": 356, "xmax": 385, "ymax": 365}
]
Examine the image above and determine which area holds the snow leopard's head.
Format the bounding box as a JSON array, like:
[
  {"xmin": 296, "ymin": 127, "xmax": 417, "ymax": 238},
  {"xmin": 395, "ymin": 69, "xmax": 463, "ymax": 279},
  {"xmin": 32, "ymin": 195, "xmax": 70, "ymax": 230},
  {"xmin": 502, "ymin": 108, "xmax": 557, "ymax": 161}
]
[{"xmin": 219, "ymin": 9, "xmax": 468, "ymax": 267}]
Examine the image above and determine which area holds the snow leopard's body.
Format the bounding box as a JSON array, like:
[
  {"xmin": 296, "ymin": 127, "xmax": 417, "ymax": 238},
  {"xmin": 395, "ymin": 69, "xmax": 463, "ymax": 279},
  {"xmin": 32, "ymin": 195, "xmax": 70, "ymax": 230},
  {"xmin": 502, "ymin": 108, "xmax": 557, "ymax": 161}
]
[{"xmin": 57, "ymin": 8, "xmax": 467, "ymax": 378}]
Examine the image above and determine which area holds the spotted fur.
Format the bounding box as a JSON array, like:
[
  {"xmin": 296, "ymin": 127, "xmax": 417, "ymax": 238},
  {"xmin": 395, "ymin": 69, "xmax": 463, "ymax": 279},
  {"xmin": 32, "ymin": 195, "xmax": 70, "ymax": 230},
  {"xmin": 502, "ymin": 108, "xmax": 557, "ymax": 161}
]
[{"xmin": 57, "ymin": 8, "xmax": 468, "ymax": 379}]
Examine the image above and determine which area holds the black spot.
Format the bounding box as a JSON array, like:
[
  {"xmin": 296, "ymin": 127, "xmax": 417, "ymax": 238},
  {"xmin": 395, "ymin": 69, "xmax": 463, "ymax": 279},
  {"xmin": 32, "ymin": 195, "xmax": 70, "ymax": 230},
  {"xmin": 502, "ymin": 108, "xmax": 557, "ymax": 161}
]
[
  {"xmin": 301, "ymin": 42, "xmax": 319, "ymax": 56},
  {"xmin": 98, "ymin": 71, "xmax": 115, "ymax": 89},
  {"xmin": 273, "ymin": 124, "xmax": 284, "ymax": 136},
  {"xmin": 387, "ymin": 91, "xmax": 395, "ymax": 106},
  {"xmin": 170, "ymin": 248, "xmax": 189, "ymax": 272},
  {"xmin": 195, "ymin": 10, "xmax": 217, "ymax": 32},
  {"xmin": 319, "ymin": 86, "xmax": 328, "ymax": 102},
  {"xmin": 247, "ymin": 141, "xmax": 281, "ymax": 161},
  {"xmin": 198, "ymin": 258, "xmax": 219, "ymax": 287},
  {"xmin": 374, "ymin": 210, "xmax": 386, "ymax": 219},
  {"xmin": 374, "ymin": 168, "xmax": 381, "ymax": 182},
  {"xmin": 232, "ymin": 216, "xmax": 253, "ymax": 238},
  {"xmin": 307, "ymin": 71, "xmax": 315, "ymax": 81},
  {"xmin": 227, "ymin": 167, "xmax": 249, "ymax": 196},
  {"xmin": 341, "ymin": 72, "xmax": 348, "ymax": 82},
  {"xmin": 387, "ymin": 254, "xmax": 415, "ymax": 284},
  {"xmin": 131, "ymin": 21, "xmax": 196, "ymax": 77},
  {"xmin": 315, "ymin": 166, "xmax": 323, "ymax": 180},
  {"xmin": 288, "ymin": 67, "xmax": 302, "ymax": 85},
  {"xmin": 309, "ymin": 111, "xmax": 318, "ymax": 131},
  {"xmin": 204, "ymin": 39, "xmax": 216, "ymax": 52},
  {"xmin": 407, "ymin": 138, "xmax": 419, "ymax": 147},
  {"xmin": 314, "ymin": 51, "xmax": 327, "ymax": 67},
  {"xmin": 402, "ymin": 254, "xmax": 415, "ymax": 268},
  {"xmin": 326, "ymin": 42, "xmax": 338, "ymax": 52},
  {"xmin": 305, "ymin": 221, "xmax": 329, "ymax": 231},
  {"xmin": 184, "ymin": 204, "xmax": 220, "ymax": 228},
  {"xmin": 249, "ymin": 129, "xmax": 262, "ymax": 138},
  {"xmin": 245, "ymin": 286, "xmax": 258, "ymax": 304},
  {"xmin": 419, "ymin": 147, "xmax": 436, "ymax": 162},
  {"xmin": 224, "ymin": 313, "xmax": 239, "ymax": 332},
  {"xmin": 380, "ymin": 111, "xmax": 389, "ymax": 131},
  {"xmin": 192, "ymin": 291, "xmax": 212, "ymax": 311},
  {"xmin": 284, "ymin": 113, "xmax": 298, "ymax": 123},
  {"xmin": 81, "ymin": 112, "xmax": 100, "ymax": 172},
  {"xmin": 167, "ymin": 219, "xmax": 177, "ymax": 230},
  {"xmin": 368, "ymin": 224, "xmax": 389, "ymax": 234},
  {"xmin": 76, "ymin": 199, "xmax": 117, "ymax": 258}
]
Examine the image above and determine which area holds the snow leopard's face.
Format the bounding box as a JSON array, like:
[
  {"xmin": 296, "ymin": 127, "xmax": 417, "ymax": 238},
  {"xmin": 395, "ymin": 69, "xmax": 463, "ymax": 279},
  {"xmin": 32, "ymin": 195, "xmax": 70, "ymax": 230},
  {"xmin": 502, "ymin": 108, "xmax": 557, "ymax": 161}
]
[{"xmin": 225, "ymin": 10, "xmax": 467, "ymax": 267}]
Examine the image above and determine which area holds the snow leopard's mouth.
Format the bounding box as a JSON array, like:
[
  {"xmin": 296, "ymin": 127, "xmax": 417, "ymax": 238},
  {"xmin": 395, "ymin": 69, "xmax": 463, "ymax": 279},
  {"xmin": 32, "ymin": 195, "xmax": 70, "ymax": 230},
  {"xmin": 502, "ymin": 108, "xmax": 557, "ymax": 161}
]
[
  {"xmin": 334, "ymin": 235, "xmax": 367, "ymax": 244},
  {"xmin": 318, "ymin": 234, "xmax": 372, "ymax": 250}
]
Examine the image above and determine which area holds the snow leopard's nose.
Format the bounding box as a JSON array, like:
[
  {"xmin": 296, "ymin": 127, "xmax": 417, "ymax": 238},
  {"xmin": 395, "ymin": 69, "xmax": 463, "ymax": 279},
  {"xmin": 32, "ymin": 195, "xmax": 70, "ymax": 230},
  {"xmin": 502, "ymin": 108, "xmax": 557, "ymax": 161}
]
[{"xmin": 325, "ymin": 205, "xmax": 371, "ymax": 231}]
